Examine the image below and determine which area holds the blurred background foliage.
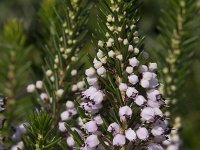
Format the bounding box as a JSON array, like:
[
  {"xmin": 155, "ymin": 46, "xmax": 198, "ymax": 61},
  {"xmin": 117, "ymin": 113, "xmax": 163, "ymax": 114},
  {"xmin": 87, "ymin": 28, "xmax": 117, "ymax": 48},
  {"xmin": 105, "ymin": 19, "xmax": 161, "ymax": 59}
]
[{"xmin": 0, "ymin": 0, "xmax": 200, "ymax": 149}]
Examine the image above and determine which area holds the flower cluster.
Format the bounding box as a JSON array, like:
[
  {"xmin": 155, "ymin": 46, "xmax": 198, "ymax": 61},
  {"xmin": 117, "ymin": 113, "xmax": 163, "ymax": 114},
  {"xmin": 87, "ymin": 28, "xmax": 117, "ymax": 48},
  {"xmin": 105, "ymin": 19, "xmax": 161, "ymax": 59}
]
[
  {"xmin": 63, "ymin": 0, "xmax": 174, "ymax": 149},
  {"xmin": 58, "ymin": 100, "xmax": 79, "ymax": 146},
  {"xmin": 79, "ymin": 53, "xmax": 171, "ymax": 149},
  {"xmin": 24, "ymin": 0, "xmax": 186, "ymax": 149},
  {"xmin": 27, "ymin": 81, "xmax": 51, "ymax": 108}
]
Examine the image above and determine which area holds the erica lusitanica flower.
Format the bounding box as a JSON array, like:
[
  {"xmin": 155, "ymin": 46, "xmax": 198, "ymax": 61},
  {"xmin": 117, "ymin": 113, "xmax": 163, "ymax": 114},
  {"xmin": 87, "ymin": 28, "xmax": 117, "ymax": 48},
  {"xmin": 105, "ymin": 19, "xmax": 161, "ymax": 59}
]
[{"xmin": 64, "ymin": 0, "xmax": 173, "ymax": 149}]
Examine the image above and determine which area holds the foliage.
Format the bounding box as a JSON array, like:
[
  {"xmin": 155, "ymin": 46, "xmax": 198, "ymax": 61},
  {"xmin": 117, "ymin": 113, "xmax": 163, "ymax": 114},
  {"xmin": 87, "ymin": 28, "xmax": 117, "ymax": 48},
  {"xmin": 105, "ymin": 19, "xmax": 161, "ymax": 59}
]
[
  {"xmin": 25, "ymin": 0, "xmax": 93, "ymax": 148},
  {"xmin": 39, "ymin": 0, "xmax": 57, "ymax": 37},
  {"xmin": 23, "ymin": 111, "xmax": 61, "ymax": 150},
  {"xmin": 155, "ymin": 0, "xmax": 199, "ymax": 107},
  {"xmin": 152, "ymin": 0, "xmax": 200, "ymax": 149},
  {"xmin": 35, "ymin": 0, "xmax": 92, "ymax": 118},
  {"xmin": 0, "ymin": 19, "xmax": 33, "ymax": 148}
]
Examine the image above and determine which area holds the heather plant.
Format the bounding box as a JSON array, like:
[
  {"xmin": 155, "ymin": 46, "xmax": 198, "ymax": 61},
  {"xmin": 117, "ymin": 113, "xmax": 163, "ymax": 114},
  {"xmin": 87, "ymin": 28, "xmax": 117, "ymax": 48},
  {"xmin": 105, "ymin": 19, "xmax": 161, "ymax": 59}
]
[
  {"xmin": 1, "ymin": 0, "xmax": 200, "ymax": 150},
  {"xmin": 27, "ymin": 0, "xmax": 92, "ymax": 117},
  {"xmin": 152, "ymin": 0, "xmax": 199, "ymax": 149},
  {"xmin": 156, "ymin": 0, "xmax": 199, "ymax": 109},
  {"xmin": 0, "ymin": 19, "xmax": 33, "ymax": 149},
  {"xmin": 25, "ymin": 0, "xmax": 92, "ymax": 148},
  {"xmin": 63, "ymin": 0, "xmax": 173, "ymax": 149},
  {"xmin": 22, "ymin": 111, "xmax": 61, "ymax": 150}
]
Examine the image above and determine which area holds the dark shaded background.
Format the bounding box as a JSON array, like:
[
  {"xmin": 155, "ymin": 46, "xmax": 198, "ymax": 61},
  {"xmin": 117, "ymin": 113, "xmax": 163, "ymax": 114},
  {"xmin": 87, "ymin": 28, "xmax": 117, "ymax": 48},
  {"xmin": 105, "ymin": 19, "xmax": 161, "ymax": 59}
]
[{"xmin": 0, "ymin": 0, "xmax": 200, "ymax": 149}]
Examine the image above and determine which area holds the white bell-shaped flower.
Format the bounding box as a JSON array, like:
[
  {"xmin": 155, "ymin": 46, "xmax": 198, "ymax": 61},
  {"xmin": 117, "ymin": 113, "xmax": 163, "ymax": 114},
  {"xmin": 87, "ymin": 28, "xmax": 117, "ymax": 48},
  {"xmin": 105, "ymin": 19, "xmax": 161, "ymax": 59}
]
[
  {"xmin": 85, "ymin": 121, "xmax": 98, "ymax": 133},
  {"xmin": 94, "ymin": 61, "xmax": 103, "ymax": 69},
  {"xmin": 135, "ymin": 95, "xmax": 146, "ymax": 106},
  {"xmin": 66, "ymin": 101, "xmax": 75, "ymax": 109},
  {"xmin": 136, "ymin": 127, "xmax": 149, "ymax": 140},
  {"xmin": 108, "ymin": 50, "xmax": 115, "ymax": 58},
  {"xmin": 154, "ymin": 120, "xmax": 167, "ymax": 130},
  {"xmin": 119, "ymin": 83, "xmax": 128, "ymax": 92},
  {"xmin": 147, "ymin": 89, "xmax": 161, "ymax": 101},
  {"xmin": 147, "ymin": 100, "xmax": 162, "ymax": 108},
  {"xmin": 142, "ymin": 72, "xmax": 159, "ymax": 89},
  {"xmin": 123, "ymin": 39, "xmax": 129, "ymax": 45},
  {"xmin": 59, "ymin": 122, "xmax": 66, "ymax": 132},
  {"xmin": 125, "ymin": 128, "xmax": 137, "ymax": 141},
  {"xmin": 116, "ymin": 54, "xmax": 123, "ymax": 61},
  {"xmin": 86, "ymin": 134, "xmax": 100, "ymax": 148},
  {"xmin": 85, "ymin": 67, "xmax": 96, "ymax": 77},
  {"xmin": 113, "ymin": 134, "xmax": 126, "ymax": 146},
  {"xmin": 40, "ymin": 93, "xmax": 48, "ymax": 101},
  {"xmin": 90, "ymin": 90, "xmax": 104, "ymax": 105},
  {"xmin": 71, "ymin": 69, "xmax": 77, "ymax": 76},
  {"xmin": 100, "ymin": 56, "xmax": 107, "ymax": 64},
  {"xmin": 149, "ymin": 74, "xmax": 159, "ymax": 89},
  {"xmin": 77, "ymin": 81, "xmax": 85, "ymax": 89},
  {"xmin": 46, "ymin": 69, "xmax": 52, "ymax": 76},
  {"xmin": 60, "ymin": 110, "xmax": 72, "ymax": 121},
  {"xmin": 126, "ymin": 66, "xmax": 134, "ymax": 74},
  {"xmin": 72, "ymin": 85, "xmax": 78, "ymax": 92},
  {"xmin": 97, "ymin": 66, "xmax": 106, "ymax": 76},
  {"xmin": 134, "ymin": 48, "xmax": 139, "ymax": 54},
  {"xmin": 119, "ymin": 106, "xmax": 132, "ymax": 121},
  {"xmin": 138, "ymin": 65, "xmax": 148, "ymax": 73},
  {"xmin": 149, "ymin": 63, "xmax": 158, "ymax": 72},
  {"xmin": 97, "ymin": 50, "xmax": 104, "ymax": 58},
  {"xmin": 126, "ymin": 87, "xmax": 138, "ymax": 98},
  {"xmin": 17, "ymin": 124, "xmax": 26, "ymax": 134},
  {"xmin": 128, "ymin": 45, "xmax": 134, "ymax": 51},
  {"xmin": 93, "ymin": 115, "xmax": 103, "ymax": 125},
  {"xmin": 87, "ymin": 77, "xmax": 99, "ymax": 86},
  {"xmin": 143, "ymin": 72, "xmax": 153, "ymax": 80},
  {"xmin": 68, "ymin": 108, "xmax": 77, "ymax": 116},
  {"xmin": 140, "ymin": 79, "xmax": 150, "ymax": 88},
  {"xmin": 151, "ymin": 125, "xmax": 165, "ymax": 136},
  {"xmin": 141, "ymin": 107, "xmax": 155, "ymax": 121},
  {"xmin": 129, "ymin": 57, "xmax": 139, "ymax": 67},
  {"xmin": 153, "ymin": 108, "xmax": 163, "ymax": 117},
  {"xmin": 66, "ymin": 136, "xmax": 76, "ymax": 147},
  {"xmin": 128, "ymin": 75, "xmax": 139, "ymax": 85},
  {"xmin": 36, "ymin": 81, "xmax": 43, "ymax": 89},
  {"xmin": 107, "ymin": 122, "xmax": 120, "ymax": 135},
  {"xmin": 83, "ymin": 86, "xmax": 98, "ymax": 98},
  {"xmin": 27, "ymin": 84, "xmax": 35, "ymax": 93},
  {"xmin": 56, "ymin": 89, "xmax": 64, "ymax": 98}
]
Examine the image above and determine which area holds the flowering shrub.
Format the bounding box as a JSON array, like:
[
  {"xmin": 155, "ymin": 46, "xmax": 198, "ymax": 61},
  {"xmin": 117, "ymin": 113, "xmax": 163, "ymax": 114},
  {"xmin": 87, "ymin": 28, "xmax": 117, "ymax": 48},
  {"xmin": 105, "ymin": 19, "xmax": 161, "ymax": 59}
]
[
  {"xmin": 0, "ymin": 19, "xmax": 32, "ymax": 149},
  {"xmin": 0, "ymin": 0, "xmax": 199, "ymax": 149},
  {"xmin": 153, "ymin": 0, "xmax": 199, "ymax": 149},
  {"xmin": 65, "ymin": 0, "xmax": 172, "ymax": 149}
]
